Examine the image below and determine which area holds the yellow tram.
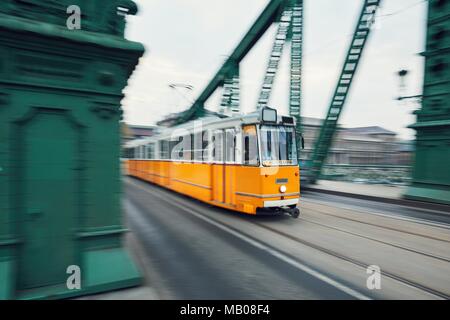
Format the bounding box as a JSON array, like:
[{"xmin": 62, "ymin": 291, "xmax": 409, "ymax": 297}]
[{"xmin": 124, "ymin": 108, "xmax": 303, "ymax": 217}]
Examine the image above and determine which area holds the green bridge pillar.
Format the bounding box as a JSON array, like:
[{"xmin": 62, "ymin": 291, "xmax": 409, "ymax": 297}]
[
  {"xmin": 0, "ymin": 1, "xmax": 145, "ymax": 299},
  {"xmin": 405, "ymin": 0, "xmax": 450, "ymax": 205}
]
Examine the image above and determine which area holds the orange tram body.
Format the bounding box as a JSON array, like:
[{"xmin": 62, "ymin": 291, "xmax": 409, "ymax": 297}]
[{"xmin": 124, "ymin": 108, "xmax": 302, "ymax": 218}]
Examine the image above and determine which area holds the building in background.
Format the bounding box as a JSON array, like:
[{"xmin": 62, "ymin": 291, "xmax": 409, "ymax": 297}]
[
  {"xmin": 301, "ymin": 117, "xmax": 412, "ymax": 166},
  {"xmin": 300, "ymin": 117, "xmax": 413, "ymax": 184},
  {"xmin": 121, "ymin": 123, "xmax": 158, "ymax": 143}
]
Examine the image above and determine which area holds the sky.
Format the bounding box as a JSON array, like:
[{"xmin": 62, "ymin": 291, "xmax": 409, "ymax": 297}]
[{"xmin": 123, "ymin": 0, "xmax": 428, "ymax": 140}]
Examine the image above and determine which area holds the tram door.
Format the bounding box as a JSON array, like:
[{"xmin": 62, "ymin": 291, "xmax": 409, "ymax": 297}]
[
  {"xmin": 212, "ymin": 130, "xmax": 225, "ymax": 203},
  {"xmin": 212, "ymin": 129, "xmax": 236, "ymax": 205},
  {"xmin": 224, "ymin": 129, "xmax": 236, "ymax": 205}
]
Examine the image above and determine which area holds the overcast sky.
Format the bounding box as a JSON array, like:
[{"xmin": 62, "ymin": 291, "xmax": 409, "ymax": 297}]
[{"xmin": 123, "ymin": 0, "xmax": 427, "ymax": 140}]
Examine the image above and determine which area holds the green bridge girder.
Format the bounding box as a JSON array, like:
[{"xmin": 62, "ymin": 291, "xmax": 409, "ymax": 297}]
[
  {"xmin": 163, "ymin": 0, "xmax": 299, "ymax": 126},
  {"xmin": 306, "ymin": 0, "xmax": 382, "ymax": 183}
]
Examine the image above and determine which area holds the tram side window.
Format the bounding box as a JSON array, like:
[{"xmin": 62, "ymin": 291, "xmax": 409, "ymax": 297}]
[
  {"xmin": 243, "ymin": 125, "xmax": 259, "ymax": 166},
  {"xmin": 225, "ymin": 129, "xmax": 236, "ymax": 163},
  {"xmin": 202, "ymin": 131, "xmax": 209, "ymax": 162},
  {"xmin": 193, "ymin": 132, "xmax": 203, "ymax": 161},
  {"xmin": 213, "ymin": 130, "xmax": 224, "ymax": 163},
  {"xmin": 127, "ymin": 148, "xmax": 131, "ymax": 159},
  {"xmin": 183, "ymin": 134, "xmax": 193, "ymax": 161},
  {"xmin": 160, "ymin": 140, "xmax": 170, "ymax": 160},
  {"xmin": 169, "ymin": 137, "xmax": 181, "ymax": 160},
  {"xmin": 147, "ymin": 143, "xmax": 155, "ymax": 160}
]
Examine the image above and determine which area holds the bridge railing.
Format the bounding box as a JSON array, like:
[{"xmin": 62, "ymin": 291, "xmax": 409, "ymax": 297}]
[{"xmin": 319, "ymin": 164, "xmax": 412, "ymax": 185}]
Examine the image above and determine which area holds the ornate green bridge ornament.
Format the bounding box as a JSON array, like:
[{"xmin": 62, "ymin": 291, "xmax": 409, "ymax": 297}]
[{"xmin": 0, "ymin": 1, "xmax": 145, "ymax": 299}]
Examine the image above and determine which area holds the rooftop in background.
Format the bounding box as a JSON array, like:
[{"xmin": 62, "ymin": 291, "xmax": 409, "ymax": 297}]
[
  {"xmin": 122, "ymin": 124, "xmax": 158, "ymax": 141},
  {"xmin": 129, "ymin": 125, "xmax": 157, "ymax": 137},
  {"xmin": 127, "ymin": 114, "xmax": 411, "ymax": 142},
  {"xmin": 345, "ymin": 126, "xmax": 397, "ymax": 136}
]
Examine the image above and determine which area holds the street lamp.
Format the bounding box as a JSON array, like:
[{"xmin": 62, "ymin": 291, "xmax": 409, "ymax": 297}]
[{"xmin": 396, "ymin": 69, "xmax": 422, "ymax": 102}]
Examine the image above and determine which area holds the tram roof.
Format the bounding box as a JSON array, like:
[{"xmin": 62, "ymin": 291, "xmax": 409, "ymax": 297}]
[{"xmin": 125, "ymin": 109, "xmax": 295, "ymax": 148}]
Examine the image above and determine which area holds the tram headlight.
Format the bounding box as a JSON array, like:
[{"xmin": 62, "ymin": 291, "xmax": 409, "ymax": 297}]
[{"xmin": 280, "ymin": 185, "xmax": 287, "ymax": 193}]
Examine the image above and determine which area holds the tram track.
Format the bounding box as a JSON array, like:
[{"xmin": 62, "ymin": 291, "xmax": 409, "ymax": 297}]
[
  {"xmin": 125, "ymin": 177, "xmax": 450, "ymax": 300},
  {"xmin": 298, "ymin": 217, "xmax": 450, "ymax": 263},
  {"xmin": 125, "ymin": 178, "xmax": 370, "ymax": 300},
  {"xmin": 301, "ymin": 196, "xmax": 450, "ymax": 231},
  {"xmin": 300, "ymin": 203, "xmax": 450, "ymax": 243},
  {"xmin": 249, "ymin": 220, "xmax": 450, "ymax": 300}
]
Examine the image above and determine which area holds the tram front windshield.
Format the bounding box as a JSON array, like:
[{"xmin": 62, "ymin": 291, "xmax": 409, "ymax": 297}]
[{"xmin": 260, "ymin": 125, "xmax": 298, "ymax": 166}]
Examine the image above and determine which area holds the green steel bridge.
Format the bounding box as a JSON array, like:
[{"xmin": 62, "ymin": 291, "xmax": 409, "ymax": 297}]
[{"xmin": 0, "ymin": 0, "xmax": 449, "ymax": 300}]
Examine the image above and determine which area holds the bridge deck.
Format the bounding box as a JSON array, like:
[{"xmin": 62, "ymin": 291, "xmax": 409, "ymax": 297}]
[{"xmin": 84, "ymin": 177, "xmax": 450, "ymax": 300}]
